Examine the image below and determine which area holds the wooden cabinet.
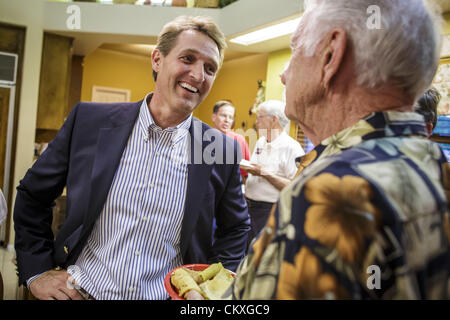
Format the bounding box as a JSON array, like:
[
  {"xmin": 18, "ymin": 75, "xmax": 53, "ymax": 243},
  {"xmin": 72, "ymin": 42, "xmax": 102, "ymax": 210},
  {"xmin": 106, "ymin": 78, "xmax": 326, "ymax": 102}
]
[{"xmin": 36, "ymin": 33, "xmax": 73, "ymax": 130}]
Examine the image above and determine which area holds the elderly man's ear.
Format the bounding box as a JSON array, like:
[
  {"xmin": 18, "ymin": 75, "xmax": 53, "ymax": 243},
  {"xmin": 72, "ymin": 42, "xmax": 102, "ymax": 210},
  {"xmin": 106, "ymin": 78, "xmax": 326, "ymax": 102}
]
[{"xmin": 321, "ymin": 28, "xmax": 347, "ymax": 89}]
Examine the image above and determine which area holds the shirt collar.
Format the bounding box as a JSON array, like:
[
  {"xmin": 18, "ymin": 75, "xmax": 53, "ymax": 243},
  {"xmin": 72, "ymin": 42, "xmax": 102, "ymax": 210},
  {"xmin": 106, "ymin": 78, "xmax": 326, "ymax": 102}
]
[
  {"xmin": 138, "ymin": 93, "xmax": 192, "ymax": 143},
  {"xmin": 262, "ymin": 130, "xmax": 287, "ymax": 146},
  {"xmin": 301, "ymin": 111, "xmax": 428, "ymax": 166}
]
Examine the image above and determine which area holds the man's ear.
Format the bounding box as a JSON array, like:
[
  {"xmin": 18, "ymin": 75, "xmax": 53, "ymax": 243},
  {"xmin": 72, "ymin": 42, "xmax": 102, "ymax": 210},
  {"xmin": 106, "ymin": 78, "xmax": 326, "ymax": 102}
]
[
  {"xmin": 152, "ymin": 49, "xmax": 162, "ymax": 73},
  {"xmin": 322, "ymin": 28, "xmax": 347, "ymax": 89},
  {"xmin": 211, "ymin": 113, "xmax": 217, "ymax": 124}
]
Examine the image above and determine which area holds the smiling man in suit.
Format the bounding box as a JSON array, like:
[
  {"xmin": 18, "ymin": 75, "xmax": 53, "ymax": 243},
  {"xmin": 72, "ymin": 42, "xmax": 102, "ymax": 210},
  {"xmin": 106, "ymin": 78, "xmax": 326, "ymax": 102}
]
[{"xmin": 14, "ymin": 15, "xmax": 250, "ymax": 300}]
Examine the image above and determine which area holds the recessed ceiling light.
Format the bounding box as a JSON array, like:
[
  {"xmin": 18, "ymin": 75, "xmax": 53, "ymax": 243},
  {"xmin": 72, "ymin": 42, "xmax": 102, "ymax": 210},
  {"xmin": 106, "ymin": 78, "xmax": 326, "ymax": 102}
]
[{"xmin": 230, "ymin": 17, "xmax": 300, "ymax": 46}]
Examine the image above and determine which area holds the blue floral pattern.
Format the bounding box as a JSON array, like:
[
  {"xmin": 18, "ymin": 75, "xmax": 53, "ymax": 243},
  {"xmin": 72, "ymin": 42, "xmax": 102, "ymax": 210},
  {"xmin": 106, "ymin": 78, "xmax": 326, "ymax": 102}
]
[{"xmin": 232, "ymin": 112, "xmax": 450, "ymax": 300}]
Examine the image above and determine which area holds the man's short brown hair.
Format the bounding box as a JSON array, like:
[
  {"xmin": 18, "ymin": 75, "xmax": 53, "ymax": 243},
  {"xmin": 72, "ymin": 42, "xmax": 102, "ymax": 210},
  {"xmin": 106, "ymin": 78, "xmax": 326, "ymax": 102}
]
[
  {"xmin": 213, "ymin": 100, "xmax": 234, "ymax": 114},
  {"xmin": 152, "ymin": 15, "xmax": 226, "ymax": 81}
]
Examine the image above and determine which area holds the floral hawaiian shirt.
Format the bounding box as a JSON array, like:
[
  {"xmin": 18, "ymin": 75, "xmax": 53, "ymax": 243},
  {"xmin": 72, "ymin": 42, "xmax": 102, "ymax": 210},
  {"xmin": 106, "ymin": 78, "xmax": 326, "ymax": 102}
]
[{"xmin": 231, "ymin": 112, "xmax": 450, "ymax": 299}]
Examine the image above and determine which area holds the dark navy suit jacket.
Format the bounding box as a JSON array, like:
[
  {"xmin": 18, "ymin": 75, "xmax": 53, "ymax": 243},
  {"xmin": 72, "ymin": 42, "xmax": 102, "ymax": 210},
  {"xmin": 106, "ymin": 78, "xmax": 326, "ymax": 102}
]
[{"xmin": 14, "ymin": 100, "xmax": 250, "ymax": 285}]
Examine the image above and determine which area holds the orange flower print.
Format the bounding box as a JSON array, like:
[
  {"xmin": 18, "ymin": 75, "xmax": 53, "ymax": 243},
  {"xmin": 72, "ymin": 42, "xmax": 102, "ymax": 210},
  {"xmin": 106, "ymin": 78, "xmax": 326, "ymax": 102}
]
[
  {"xmin": 304, "ymin": 173, "xmax": 380, "ymax": 264},
  {"xmin": 276, "ymin": 247, "xmax": 349, "ymax": 299}
]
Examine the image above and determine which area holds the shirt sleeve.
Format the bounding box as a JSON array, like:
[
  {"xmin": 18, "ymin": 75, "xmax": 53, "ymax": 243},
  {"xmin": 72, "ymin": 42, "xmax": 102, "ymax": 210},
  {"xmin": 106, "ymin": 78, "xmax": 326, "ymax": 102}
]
[{"xmin": 26, "ymin": 272, "xmax": 47, "ymax": 288}]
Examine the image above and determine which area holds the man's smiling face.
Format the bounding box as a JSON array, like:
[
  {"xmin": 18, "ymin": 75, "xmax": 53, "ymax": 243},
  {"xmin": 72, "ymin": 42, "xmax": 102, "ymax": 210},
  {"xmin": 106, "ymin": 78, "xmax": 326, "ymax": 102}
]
[{"xmin": 152, "ymin": 29, "xmax": 220, "ymax": 116}]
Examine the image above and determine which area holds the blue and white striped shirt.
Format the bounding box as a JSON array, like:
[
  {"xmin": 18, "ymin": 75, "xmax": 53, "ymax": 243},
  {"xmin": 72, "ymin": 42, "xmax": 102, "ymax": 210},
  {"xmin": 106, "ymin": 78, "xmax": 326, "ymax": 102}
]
[{"xmin": 69, "ymin": 96, "xmax": 191, "ymax": 299}]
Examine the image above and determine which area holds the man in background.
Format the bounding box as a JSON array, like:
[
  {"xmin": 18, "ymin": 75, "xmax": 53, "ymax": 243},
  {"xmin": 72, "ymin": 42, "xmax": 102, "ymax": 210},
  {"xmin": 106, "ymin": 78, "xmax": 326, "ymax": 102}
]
[
  {"xmin": 241, "ymin": 100, "xmax": 304, "ymax": 247},
  {"xmin": 232, "ymin": 0, "xmax": 450, "ymax": 299},
  {"xmin": 211, "ymin": 100, "xmax": 250, "ymax": 182},
  {"xmin": 416, "ymin": 86, "xmax": 441, "ymax": 137}
]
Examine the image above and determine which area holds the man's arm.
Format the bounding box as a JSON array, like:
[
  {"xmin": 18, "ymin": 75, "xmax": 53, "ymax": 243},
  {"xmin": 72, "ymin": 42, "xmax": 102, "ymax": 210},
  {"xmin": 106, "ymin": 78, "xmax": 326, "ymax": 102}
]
[
  {"xmin": 262, "ymin": 172, "xmax": 291, "ymax": 190},
  {"xmin": 241, "ymin": 163, "xmax": 291, "ymax": 190},
  {"xmin": 210, "ymin": 139, "xmax": 250, "ymax": 272},
  {"xmin": 27, "ymin": 270, "xmax": 84, "ymax": 300},
  {"xmin": 14, "ymin": 103, "xmax": 80, "ymax": 287}
]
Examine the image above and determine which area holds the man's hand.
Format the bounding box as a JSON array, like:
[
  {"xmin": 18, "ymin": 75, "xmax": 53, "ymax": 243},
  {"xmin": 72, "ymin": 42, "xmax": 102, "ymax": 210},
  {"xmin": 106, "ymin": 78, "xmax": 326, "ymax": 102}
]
[
  {"xmin": 29, "ymin": 269, "xmax": 85, "ymax": 300},
  {"xmin": 241, "ymin": 162, "xmax": 292, "ymax": 191}
]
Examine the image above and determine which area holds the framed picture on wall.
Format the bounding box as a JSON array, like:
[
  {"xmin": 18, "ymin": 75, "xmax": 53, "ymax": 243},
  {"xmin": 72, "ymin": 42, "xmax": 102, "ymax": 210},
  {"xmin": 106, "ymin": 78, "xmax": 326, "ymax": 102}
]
[{"xmin": 91, "ymin": 86, "xmax": 131, "ymax": 103}]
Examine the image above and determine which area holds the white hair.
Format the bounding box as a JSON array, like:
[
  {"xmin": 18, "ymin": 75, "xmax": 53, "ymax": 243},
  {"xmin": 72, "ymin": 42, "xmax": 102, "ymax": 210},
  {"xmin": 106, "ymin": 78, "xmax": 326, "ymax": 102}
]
[
  {"xmin": 258, "ymin": 100, "xmax": 290, "ymax": 129},
  {"xmin": 299, "ymin": 0, "xmax": 443, "ymax": 99}
]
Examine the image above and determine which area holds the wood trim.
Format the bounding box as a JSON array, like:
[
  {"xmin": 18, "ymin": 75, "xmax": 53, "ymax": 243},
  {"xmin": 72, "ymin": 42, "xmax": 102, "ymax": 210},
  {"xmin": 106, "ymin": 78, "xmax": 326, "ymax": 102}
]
[
  {"xmin": 36, "ymin": 33, "xmax": 73, "ymax": 130},
  {"xmin": 0, "ymin": 22, "xmax": 26, "ymax": 248},
  {"xmin": 0, "ymin": 87, "xmax": 10, "ymax": 190}
]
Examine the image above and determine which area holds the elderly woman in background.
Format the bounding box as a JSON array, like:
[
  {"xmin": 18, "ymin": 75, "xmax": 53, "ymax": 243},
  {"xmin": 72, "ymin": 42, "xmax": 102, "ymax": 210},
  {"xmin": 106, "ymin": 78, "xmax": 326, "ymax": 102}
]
[{"xmin": 241, "ymin": 100, "xmax": 304, "ymax": 247}]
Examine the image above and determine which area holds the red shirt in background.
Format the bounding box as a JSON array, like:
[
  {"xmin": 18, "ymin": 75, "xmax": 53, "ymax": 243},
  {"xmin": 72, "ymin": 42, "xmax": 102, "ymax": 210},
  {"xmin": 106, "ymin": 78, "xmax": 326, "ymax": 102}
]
[{"xmin": 226, "ymin": 131, "xmax": 250, "ymax": 178}]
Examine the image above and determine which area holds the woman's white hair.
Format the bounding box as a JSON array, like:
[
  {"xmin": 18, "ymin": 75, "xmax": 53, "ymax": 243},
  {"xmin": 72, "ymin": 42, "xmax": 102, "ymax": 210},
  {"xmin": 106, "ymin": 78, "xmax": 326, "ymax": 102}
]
[
  {"xmin": 299, "ymin": 0, "xmax": 443, "ymax": 99},
  {"xmin": 258, "ymin": 100, "xmax": 290, "ymax": 129}
]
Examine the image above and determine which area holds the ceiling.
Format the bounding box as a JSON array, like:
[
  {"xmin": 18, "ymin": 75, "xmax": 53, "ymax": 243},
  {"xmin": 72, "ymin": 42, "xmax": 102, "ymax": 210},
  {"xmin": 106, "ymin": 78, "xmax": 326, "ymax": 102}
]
[
  {"xmin": 58, "ymin": 0, "xmax": 450, "ymax": 61},
  {"xmin": 44, "ymin": 0, "xmax": 301, "ymax": 61},
  {"xmin": 100, "ymin": 43, "xmax": 153, "ymax": 57}
]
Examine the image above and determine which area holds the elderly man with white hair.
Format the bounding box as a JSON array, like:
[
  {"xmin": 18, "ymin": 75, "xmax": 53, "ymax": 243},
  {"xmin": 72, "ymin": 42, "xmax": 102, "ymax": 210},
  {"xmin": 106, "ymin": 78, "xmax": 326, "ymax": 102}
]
[
  {"xmin": 240, "ymin": 100, "xmax": 304, "ymax": 247},
  {"xmin": 232, "ymin": 0, "xmax": 450, "ymax": 299}
]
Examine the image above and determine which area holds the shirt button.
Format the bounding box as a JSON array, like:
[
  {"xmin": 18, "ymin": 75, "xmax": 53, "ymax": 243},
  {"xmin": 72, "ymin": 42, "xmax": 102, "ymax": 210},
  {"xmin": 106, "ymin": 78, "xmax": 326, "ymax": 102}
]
[
  {"xmin": 149, "ymin": 183, "xmax": 155, "ymax": 188},
  {"xmin": 129, "ymin": 287, "xmax": 135, "ymax": 293},
  {"xmin": 135, "ymin": 250, "xmax": 140, "ymax": 256},
  {"xmin": 142, "ymin": 217, "xmax": 148, "ymax": 222}
]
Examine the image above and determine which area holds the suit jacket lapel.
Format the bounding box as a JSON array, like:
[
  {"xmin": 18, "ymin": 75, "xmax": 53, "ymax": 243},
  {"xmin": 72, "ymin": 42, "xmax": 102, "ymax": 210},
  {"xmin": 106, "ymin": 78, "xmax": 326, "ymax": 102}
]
[
  {"xmin": 78, "ymin": 101, "xmax": 141, "ymax": 245},
  {"xmin": 180, "ymin": 119, "xmax": 213, "ymax": 257}
]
